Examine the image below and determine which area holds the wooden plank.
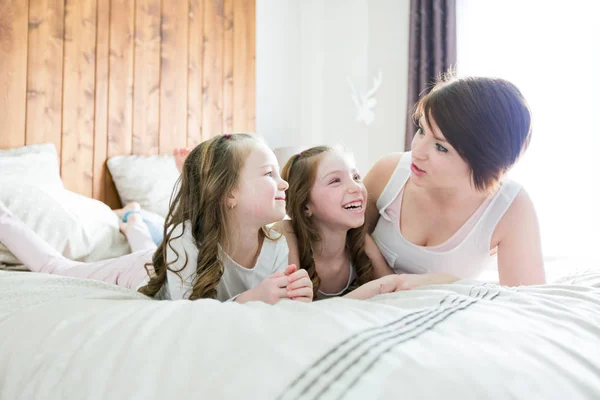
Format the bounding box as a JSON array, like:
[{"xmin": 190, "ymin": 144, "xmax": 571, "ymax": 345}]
[
  {"xmin": 106, "ymin": 0, "xmax": 135, "ymax": 208},
  {"xmin": 107, "ymin": 0, "xmax": 134, "ymax": 158},
  {"xmin": 61, "ymin": 0, "xmax": 97, "ymax": 197},
  {"xmin": 222, "ymin": 0, "xmax": 233, "ymax": 133},
  {"xmin": 202, "ymin": 0, "xmax": 224, "ymax": 139},
  {"xmin": 159, "ymin": 0, "xmax": 189, "ymax": 154},
  {"xmin": 93, "ymin": 0, "xmax": 112, "ymax": 205},
  {"xmin": 132, "ymin": 0, "xmax": 161, "ymax": 155},
  {"xmin": 187, "ymin": 0, "xmax": 204, "ymax": 147},
  {"xmin": 232, "ymin": 0, "xmax": 245, "ymax": 132},
  {"xmin": 0, "ymin": 0, "xmax": 28, "ymax": 149},
  {"xmin": 26, "ymin": 0, "xmax": 64, "ymax": 154},
  {"xmin": 245, "ymin": 0, "xmax": 255, "ymax": 131}
]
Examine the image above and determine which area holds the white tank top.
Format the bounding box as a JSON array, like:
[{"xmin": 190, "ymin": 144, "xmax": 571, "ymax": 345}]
[
  {"xmin": 370, "ymin": 152, "xmax": 522, "ymax": 279},
  {"xmin": 316, "ymin": 263, "xmax": 356, "ymax": 300}
]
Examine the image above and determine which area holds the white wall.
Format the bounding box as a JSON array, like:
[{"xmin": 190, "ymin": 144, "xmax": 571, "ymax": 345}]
[
  {"xmin": 457, "ymin": 0, "xmax": 600, "ymax": 258},
  {"xmin": 256, "ymin": 0, "xmax": 410, "ymax": 173}
]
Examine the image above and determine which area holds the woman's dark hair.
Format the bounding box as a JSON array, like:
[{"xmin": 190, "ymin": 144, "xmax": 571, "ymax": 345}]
[{"xmin": 414, "ymin": 74, "xmax": 532, "ymax": 191}]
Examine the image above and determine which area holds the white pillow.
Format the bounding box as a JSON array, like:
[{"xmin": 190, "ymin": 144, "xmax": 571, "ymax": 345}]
[
  {"xmin": 107, "ymin": 154, "xmax": 180, "ymax": 218},
  {"xmin": 0, "ymin": 143, "xmax": 131, "ymax": 265},
  {"xmin": 0, "ymin": 143, "xmax": 63, "ymax": 189},
  {"xmin": 0, "ymin": 184, "xmax": 131, "ymax": 264}
]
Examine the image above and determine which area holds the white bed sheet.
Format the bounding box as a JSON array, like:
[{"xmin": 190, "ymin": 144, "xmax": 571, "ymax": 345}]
[{"xmin": 0, "ymin": 270, "xmax": 599, "ymax": 400}]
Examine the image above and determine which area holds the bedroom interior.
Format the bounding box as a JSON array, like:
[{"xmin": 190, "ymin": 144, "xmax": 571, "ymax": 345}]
[
  {"xmin": 0, "ymin": 0, "xmax": 599, "ymax": 398},
  {"xmin": 0, "ymin": 0, "xmax": 256, "ymax": 208}
]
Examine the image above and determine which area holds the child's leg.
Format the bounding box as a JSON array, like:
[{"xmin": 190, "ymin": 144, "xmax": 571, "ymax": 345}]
[
  {"xmin": 37, "ymin": 250, "xmax": 154, "ymax": 289},
  {"xmin": 123, "ymin": 214, "xmax": 158, "ymax": 252},
  {"xmin": 0, "ymin": 203, "xmax": 72, "ymax": 272},
  {"xmin": 0, "ymin": 204, "xmax": 151, "ymax": 289},
  {"xmin": 139, "ymin": 209, "xmax": 165, "ymax": 245}
]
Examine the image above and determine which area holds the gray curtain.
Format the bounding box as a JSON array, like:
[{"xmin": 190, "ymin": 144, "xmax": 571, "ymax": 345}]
[{"xmin": 405, "ymin": 0, "xmax": 457, "ymax": 150}]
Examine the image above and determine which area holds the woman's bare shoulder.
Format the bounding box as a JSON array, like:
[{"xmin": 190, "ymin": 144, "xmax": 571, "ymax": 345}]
[{"xmin": 364, "ymin": 152, "xmax": 406, "ymax": 198}]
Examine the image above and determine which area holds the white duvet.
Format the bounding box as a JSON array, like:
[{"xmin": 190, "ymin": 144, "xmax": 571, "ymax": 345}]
[{"xmin": 0, "ymin": 271, "xmax": 599, "ymax": 400}]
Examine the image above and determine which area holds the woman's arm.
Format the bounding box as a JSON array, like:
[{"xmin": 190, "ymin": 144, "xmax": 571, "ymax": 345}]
[
  {"xmin": 363, "ymin": 153, "xmax": 404, "ymax": 233},
  {"xmin": 364, "ymin": 234, "xmax": 394, "ymax": 278},
  {"xmin": 495, "ymin": 189, "xmax": 546, "ymax": 286},
  {"xmin": 344, "ymin": 273, "xmax": 460, "ymax": 300}
]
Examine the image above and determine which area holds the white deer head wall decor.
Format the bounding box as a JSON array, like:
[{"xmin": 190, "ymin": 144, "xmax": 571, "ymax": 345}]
[{"xmin": 348, "ymin": 69, "xmax": 383, "ymax": 126}]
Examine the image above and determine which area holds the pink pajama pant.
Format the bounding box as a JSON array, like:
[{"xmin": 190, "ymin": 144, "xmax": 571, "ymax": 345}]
[{"xmin": 0, "ymin": 207, "xmax": 155, "ymax": 290}]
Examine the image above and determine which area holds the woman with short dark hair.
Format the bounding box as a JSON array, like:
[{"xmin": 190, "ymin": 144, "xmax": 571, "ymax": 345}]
[{"xmin": 364, "ymin": 75, "xmax": 545, "ymax": 287}]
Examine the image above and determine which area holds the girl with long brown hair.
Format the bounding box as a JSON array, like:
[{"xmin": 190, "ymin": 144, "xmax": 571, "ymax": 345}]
[
  {"xmin": 0, "ymin": 134, "xmax": 313, "ymax": 303},
  {"xmin": 276, "ymin": 146, "xmax": 411, "ymax": 300}
]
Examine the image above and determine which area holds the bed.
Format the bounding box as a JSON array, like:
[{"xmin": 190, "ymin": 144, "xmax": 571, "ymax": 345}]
[{"xmin": 1, "ymin": 270, "xmax": 599, "ymax": 399}]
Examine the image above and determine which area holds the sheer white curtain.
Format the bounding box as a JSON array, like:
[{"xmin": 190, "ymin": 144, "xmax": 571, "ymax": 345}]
[{"xmin": 457, "ymin": 0, "xmax": 600, "ymax": 261}]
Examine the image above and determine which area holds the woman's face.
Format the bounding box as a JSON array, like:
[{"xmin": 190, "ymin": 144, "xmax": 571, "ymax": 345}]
[{"xmin": 409, "ymin": 115, "xmax": 473, "ymax": 191}]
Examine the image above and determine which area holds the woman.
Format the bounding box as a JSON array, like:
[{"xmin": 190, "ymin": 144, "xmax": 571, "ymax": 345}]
[{"xmin": 364, "ymin": 75, "xmax": 545, "ymax": 287}]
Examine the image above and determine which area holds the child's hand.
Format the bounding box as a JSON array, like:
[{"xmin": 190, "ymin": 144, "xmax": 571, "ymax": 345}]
[
  {"xmin": 236, "ymin": 271, "xmax": 289, "ymax": 304},
  {"xmin": 284, "ymin": 264, "xmax": 313, "ymax": 302}
]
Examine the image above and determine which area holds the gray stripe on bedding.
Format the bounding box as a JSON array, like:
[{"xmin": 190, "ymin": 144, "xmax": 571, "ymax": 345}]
[{"xmin": 279, "ymin": 286, "xmax": 500, "ymax": 400}]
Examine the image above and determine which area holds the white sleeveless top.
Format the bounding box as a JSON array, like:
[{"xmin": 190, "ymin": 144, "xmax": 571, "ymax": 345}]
[
  {"xmin": 316, "ymin": 263, "xmax": 356, "ymax": 300},
  {"xmin": 371, "ymin": 152, "xmax": 522, "ymax": 279}
]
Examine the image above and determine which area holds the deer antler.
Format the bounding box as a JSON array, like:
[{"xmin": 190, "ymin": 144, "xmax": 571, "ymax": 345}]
[
  {"xmin": 363, "ymin": 69, "xmax": 382, "ymax": 101},
  {"xmin": 347, "ymin": 76, "xmax": 362, "ymax": 109}
]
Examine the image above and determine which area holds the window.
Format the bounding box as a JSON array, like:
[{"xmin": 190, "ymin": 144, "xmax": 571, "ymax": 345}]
[{"xmin": 457, "ymin": 0, "xmax": 600, "ymax": 261}]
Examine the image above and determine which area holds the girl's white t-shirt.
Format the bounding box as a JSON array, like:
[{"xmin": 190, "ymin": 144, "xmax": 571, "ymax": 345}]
[{"xmin": 157, "ymin": 221, "xmax": 289, "ymax": 301}]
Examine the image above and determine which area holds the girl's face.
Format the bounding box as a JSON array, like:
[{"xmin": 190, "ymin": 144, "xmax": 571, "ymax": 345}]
[
  {"xmin": 410, "ymin": 115, "xmax": 472, "ymax": 190},
  {"xmin": 306, "ymin": 151, "xmax": 367, "ymax": 230},
  {"xmin": 233, "ymin": 142, "xmax": 289, "ymax": 226}
]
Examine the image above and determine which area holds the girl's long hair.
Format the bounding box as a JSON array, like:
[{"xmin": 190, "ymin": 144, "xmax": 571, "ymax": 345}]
[
  {"xmin": 281, "ymin": 146, "xmax": 374, "ymax": 297},
  {"xmin": 139, "ymin": 133, "xmax": 261, "ymax": 300}
]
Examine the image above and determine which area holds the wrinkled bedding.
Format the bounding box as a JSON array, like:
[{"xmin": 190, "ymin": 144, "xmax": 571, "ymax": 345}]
[{"xmin": 0, "ymin": 271, "xmax": 599, "ymax": 400}]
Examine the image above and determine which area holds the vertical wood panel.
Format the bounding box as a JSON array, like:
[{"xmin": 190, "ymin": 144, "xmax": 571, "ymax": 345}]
[
  {"xmin": 233, "ymin": 0, "xmax": 255, "ymax": 131},
  {"xmin": 62, "ymin": 0, "xmax": 97, "ymax": 197},
  {"xmin": 245, "ymin": 0, "xmax": 255, "ymax": 131},
  {"xmin": 108, "ymin": 0, "xmax": 135, "ymax": 157},
  {"xmin": 222, "ymin": 0, "xmax": 233, "ymax": 133},
  {"xmin": 202, "ymin": 0, "xmax": 224, "ymax": 139},
  {"xmin": 133, "ymin": 0, "xmax": 161, "ymax": 155},
  {"xmin": 107, "ymin": 0, "xmax": 134, "ymax": 158},
  {"xmin": 187, "ymin": 0, "xmax": 204, "ymax": 147},
  {"xmin": 0, "ymin": 0, "xmax": 255, "ymax": 206},
  {"xmin": 159, "ymin": 0, "xmax": 188, "ymax": 154},
  {"xmin": 106, "ymin": 0, "xmax": 135, "ymax": 208},
  {"xmin": 93, "ymin": 0, "xmax": 111, "ymax": 204},
  {"xmin": 26, "ymin": 0, "xmax": 64, "ymax": 154},
  {"xmin": 0, "ymin": 0, "xmax": 28, "ymax": 149}
]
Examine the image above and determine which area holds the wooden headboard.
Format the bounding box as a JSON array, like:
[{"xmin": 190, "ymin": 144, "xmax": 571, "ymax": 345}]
[{"xmin": 0, "ymin": 0, "xmax": 255, "ymax": 209}]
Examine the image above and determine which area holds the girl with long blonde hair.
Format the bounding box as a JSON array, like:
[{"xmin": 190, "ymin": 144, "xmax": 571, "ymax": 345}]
[{"xmin": 0, "ymin": 134, "xmax": 312, "ymax": 303}]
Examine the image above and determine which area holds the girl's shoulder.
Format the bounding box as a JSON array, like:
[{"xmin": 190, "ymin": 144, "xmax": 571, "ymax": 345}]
[
  {"xmin": 168, "ymin": 220, "xmax": 195, "ymax": 244},
  {"xmin": 264, "ymin": 224, "xmax": 290, "ymax": 250},
  {"xmin": 262, "ymin": 225, "xmax": 291, "ymax": 271},
  {"xmin": 270, "ymin": 220, "xmax": 298, "ymax": 266}
]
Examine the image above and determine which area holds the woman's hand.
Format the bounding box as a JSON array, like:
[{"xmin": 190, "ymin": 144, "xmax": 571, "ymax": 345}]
[{"xmin": 379, "ymin": 274, "xmax": 460, "ymax": 294}]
